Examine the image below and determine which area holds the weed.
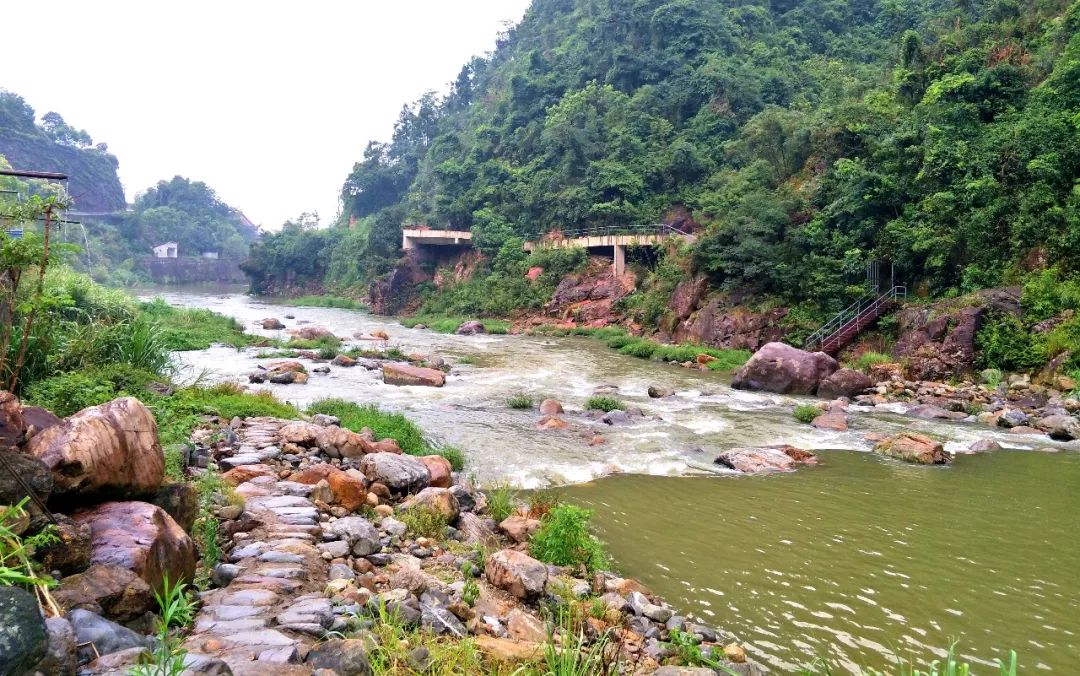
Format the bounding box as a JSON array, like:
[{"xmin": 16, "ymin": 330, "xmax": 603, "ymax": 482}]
[
  {"xmin": 507, "ymin": 393, "xmax": 534, "ymax": 409},
  {"xmin": 585, "ymin": 396, "xmax": 624, "ymax": 413},
  {"xmin": 436, "ymin": 446, "xmax": 466, "ymax": 471},
  {"xmin": 528, "ymin": 490, "xmax": 561, "ymax": 520},
  {"xmin": 485, "ymin": 483, "xmax": 517, "ymax": 522},
  {"xmin": 463, "ymin": 577, "xmax": 480, "ymax": 606},
  {"xmin": 793, "ymin": 404, "xmax": 820, "ymax": 424},
  {"xmin": 853, "ymin": 351, "xmax": 894, "ymax": 371},
  {"xmin": 400, "ymin": 506, "xmax": 450, "ymax": 539},
  {"xmin": 529, "ymin": 504, "xmax": 607, "ymax": 572},
  {"xmin": 456, "ymin": 355, "xmax": 476, "ymax": 365},
  {"xmin": 130, "ymin": 574, "xmax": 194, "ymax": 676},
  {"xmin": 664, "ymin": 629, "xmax": 736, "ymax": 673},
  {"xmin": 541, "ymin": 605, "xmax": 619, "ymax": 676}
]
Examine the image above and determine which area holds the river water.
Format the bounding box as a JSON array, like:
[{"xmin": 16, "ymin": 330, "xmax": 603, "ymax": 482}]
[{"xmin": 154, "ymin": 289, "xmax": 1079, "ymax": 673}]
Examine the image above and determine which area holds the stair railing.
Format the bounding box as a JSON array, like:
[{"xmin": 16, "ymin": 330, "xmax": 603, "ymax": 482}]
[{"xmin": 804, "ymin": 286, "xmax": 907, "ymax": 352}]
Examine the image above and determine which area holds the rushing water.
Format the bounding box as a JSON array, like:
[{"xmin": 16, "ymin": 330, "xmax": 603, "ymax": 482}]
[{"xmin": 154, "ymin": 288, "xmax": 1080, "ymax": 673}]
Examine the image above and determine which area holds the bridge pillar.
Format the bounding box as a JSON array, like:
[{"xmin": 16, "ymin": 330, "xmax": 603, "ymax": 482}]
[{"xmin": 613, "ymin": 244, "xmax": 626, "ymax": 276}]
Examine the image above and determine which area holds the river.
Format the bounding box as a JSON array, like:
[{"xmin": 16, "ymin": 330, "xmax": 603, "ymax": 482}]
[{"xmin": 153, "ymin": 288, "xmax": 1080, "ymax": 673}]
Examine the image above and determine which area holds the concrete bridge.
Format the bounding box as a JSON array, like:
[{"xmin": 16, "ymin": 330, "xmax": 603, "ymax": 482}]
[{"xmin": 402, "ymin": 225, "xmax": 689, "ymax": 275}]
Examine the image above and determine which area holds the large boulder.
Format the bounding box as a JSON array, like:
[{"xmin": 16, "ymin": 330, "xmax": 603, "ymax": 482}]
[
  {"xmin": 382, "ymin": 363, "xmax": 446, "ymax": 387},
  {"xmin": 455, "ymin": 320, "xmax": 486, "ymax": 336},
  {"xmin": 291, "ymin": 465, "xmax": 368, "ymax": 511},
  {"xmin": 151, "ymin": 482, "xmax": 200, "ymax": 533},
  {"xmin": 317, "ymin": 425, "xmax": 372, "ymax": 458},
  {"xmin": 417, "ymin": 455, "xmax": 452, "ymax": 488},
  {"xmin": 399, "ymin": 487, "xmax": 459, "ymax": 521},
  {"xmin": 714, "ymin": 446, "xmax": 817, "ymax": 474},
  {"xmin": 816, "ymin": 368, "xmax": 873, "ymax": 400},
  {"xmin": 485, "ymin": 549, "xmax": 548, "ymax": 601},
  {"xmin": 260, "ymin": 317, "xmax": 285, "ymax": 330},
  {"xmin": 69, "ymin": 609, "xmax": 152, "ymax": 663},
  {"xmin": 0, "ymin": 450, "xmax": 52, "ymax": 527},
  {"xmin": 35, "ymin": 514, "xmax": 92, "ymax": 575},
  {"xmin": 1036, "ymin": 414, "xmax": 1080, "ymax": 441},
  {"xmin": 73, "ymin": 501, "xmax": 196, "ymax": 593},
  {"xmin": 874, "ymin": 433, "xmax": 950, "ymax": 465},
  {"xmin": 731, "ymin": 342, "xmax": 838, "ymax": 395},
  {"xmin": 360, "ymin": 453, "xmax": 430, "ymax": 495},
  {"xmin": 325, "ymin": 516, "xmax": 381, "ymax": 557},
  {"xmin": 26, "ymin": 397, "xmax": 164, "ymax": 500},
  {"xmin": 0, "ymin": 390, "xmax": 25, "ymax": 448},
  {"xmin": 0, "ymin": 586, "xmax": 48, "ymax": 675},
  {"xmin": 52, "ymin": 564, "xmax": 153, "ymax": 622}
]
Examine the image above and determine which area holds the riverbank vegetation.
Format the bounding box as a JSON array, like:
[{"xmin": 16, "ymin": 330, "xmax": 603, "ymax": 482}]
[
  {"xmin": 400, "ymin": 315, "xmax": 510, "ymax": 334},
  {"xmin": 279, "ymin": 294, "xmax": 368, "ymax": 310},
  {"xmin": 534, "ymin": 324, "xmax": 750, "ymax": 371}
]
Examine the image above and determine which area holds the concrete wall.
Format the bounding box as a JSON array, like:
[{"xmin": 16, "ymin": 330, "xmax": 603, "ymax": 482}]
[{"xmin": 136, "ymin": 256, "xmax": 245, "ymax": 284}]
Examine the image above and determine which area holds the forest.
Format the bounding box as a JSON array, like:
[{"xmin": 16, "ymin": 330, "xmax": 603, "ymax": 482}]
[{"xmin": 248, "ymin": 0, "xmax": 1080, "ymax": 316}]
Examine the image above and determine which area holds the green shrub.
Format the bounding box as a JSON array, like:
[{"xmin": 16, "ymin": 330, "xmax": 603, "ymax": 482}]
[
  {"xmin": 307, "ymin": 398, "xmax": 431, "ymax": 456},
  {"xmin": 618, "ymin": 340, "xmax": 658, "ymax": 359},
  {"xmin": 435, "ymin": 446, "xmax": 466, "ymax": 471},
  {"xmin": 529, "ymin": 504, "xmax": 607, "ymax": 571},
  {"xmin": 485, "ymin": 483, "xmax": 517, "ymax": 522},
  {"xmin": 507, "ymin": 393, "xmax": 534, "ymax": 409},
  {"xmin": 400, "ymin": 506, "xmax": 450, "ymax": 539},
  {"xmin": 26, "ymin": 365, "xmax": 162, "ymax": 417},
  {"xmin": 793, "ymin": 404, "xmax": 820, "ymax": 423},
  {"xmin": 853, "ymin": 351, "xmax": 893, "ymax": 371},
  {"xmin": 282, "ymin": 295, "xmax": 367, "ymax": 310},
  {"xmin": 976, "ymin": 315, "xmax": 1045, "ymax": 371},
  {"xmin": 605, "ymin": 334, "xmax": 637, "ymax": 349},
  {"xmin": 585, "ymin": 395, "xmax": 624, "ymax": 412}
]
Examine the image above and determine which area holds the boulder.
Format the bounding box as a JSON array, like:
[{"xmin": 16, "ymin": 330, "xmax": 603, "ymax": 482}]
[
  {"xmin": 69, "ymin": 608, "xmax": 152, "ymax": 663},
  {"xmin": 36, "ymin": 616, "xmax": 76, "ymax": 676},
  {"xmin": 152, "ymin": 482, "xmax": 200, "ymax": 533},
  {"xmin": 0, "ymin": 586, "xmax": 48, "ymax": 675},
  {"xmin": 1036, "ymin": 414, "xmax": 1080, "ymax": 441},
  {"xmin": 499, "ymin": 516, "xmax": 541, "ymax": 544},
  {"xmin": 34, "ymin": 514, "xmax": 92, "ymax": 575},
  {"xmin": 811, "ymin": 411, "xmax": 848, "ymax": 431},
  {"xmin": 418, "ymin": 455, "xmax": 452, "ymax": 488},
  {"xmin": 267, "ymin": 360, "xmax": 306, "ymax": 373},
  {"xmin": 296, "ymin": 326, "xmax": 332, "ymax": 340},
  {"xmin": 647, "ymin": 385, "xmax": 675, "ymax": 398},
  {"xmin": 382, "ymin": 363, "xmax": 446, "ymax": 387},
  {"xmin": 538, "ymin": 399, "xmax": 563, "ymax": 415},
  {"xmin": 325, "ymin": 516, "xmax": 381, "ymax": 557},
  {"xmin": 332, "ymin": 354, "xmax": 357, "ymax": 367},
  {"xmin": 908, "ymin": 404, "xmax": 968, "ymax": 421},
  {"xmin": 20, "ymin": 406, "xmax": 62, "ymax": 441},
  {"xmin": 714, "ymin": 446, "xmax": 817, "ymax": 474},
  {"xmin": 291, "ymin": 465, "xmax": 368, "ymax": 511},
  {"xmin": 317, "ymin": 425, "xmax": 371, "ymax": 458},
  {"xmin": 485, "ymin": 549, "xmax": 548, "ymax": 600},
  {"xmin": 998, "ymin": 409, "xmax": 1030, "ymax": 429},
  {"xmin": 731, "ymin": 342, "xmax": 838, "ymax": 395},
  {"xmin": 26, "ymin": 397, "xmax": 164, "ymax": 499},
  {"xmin": 969, "ymin": 439, "xmax": 1002, "ymax": 453},
  {"xmin": 305, "ymin": 638, "xmax": 373, "ymax": 675},
  {"xmin": 260, "ymin": 318, "xmax": 285, "ymax": 330},
  {"xmin": 455, "ymin": 321, "xmax": 486, "ymax": 336},
  {"xmin": 0, "ymin": 391, "xmax": 26, "ymax": 448},
  {"xmin": 400, "ymin": 487, "xmax": 459, "ymax": 521},
  {"xmin": 360, "ymin": 453, "xmax": 430, "ymax": 495},
  {"xmin": 52, "ymin": 564, "xmax": 153, "ymax": 622},
  {"xmin": 874, "ymin": 433, "xmax": 950, "ymax": 465},
  {"xmin": 73, "ymin": 501, "xmax": 196, "ymax": 593},
  {"xmin": 816, "ymin": 368, "xmax": 872, "ymax": 400},
  {"xmin": 0, "ymin": 450, "xmax": 52, "ymax": 526}
]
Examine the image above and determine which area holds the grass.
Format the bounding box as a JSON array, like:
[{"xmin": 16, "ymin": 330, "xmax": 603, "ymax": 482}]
[
  {"xmin": 529, "ymin": 504, "xmax": 607, "ymax": 572},
  {"xmin": 436, "ymin": 446, "xmax": 466, "ymax": 471},
  {"xmin": 283, "ymin": 334, "xmax": 342, "ymax": 351},
  {"xmin": 280, "ymin": 295, "xmax": 368, "ymax": 310},
  {"xmin": 507, "ymin": 393, "xmax": 534, "ymax": 409},
  {"xmin": 140, "ymin": 297, "xmax": 257, "ymax": 350},
  {"xmin": 152, "ymin": 384, "xmax": 300, "ymax": 446},
  {"xmin": 130, "ymin": 575, "xmax": 194, "ymax": 676},
  {"xmin": 359, "ymin": 601, "xmax": 493, "ymax": 675},
  {"xmin": 255, "ymin": 349, "xmax": 301, "ymax": 359},
  {"xmin": 541, "ymin": 605, "xmax": 619, "ymax": 676},
  {"xmin": 401, "ymin": 315, "xmax": 511, "ymax": 335},
  {"xmin": 400, "ymin": 506, "xmax": 450, "ymax": 539},
  {"xmin": 800, "ymin": 644, "xmax": 1018, "ymax": 676},
  {"xmin": 793, "ymin": 404, "xmax": 821, "ymax": 424},
  {"xmin": 307, "ymin": 398, "xmax": 428, "ymax": 454},
  {"xmin": 342, "ymin": 345, "xmax": 408, "ymax": 361},
  {"xmin": 852, "ymin": 351, "xmax": 894, "ymax": 372},
  {"xmin": 485, "ymin": 483, "xmax": 517, "ymax": 522},
  {"xmin": 532, "ymin": 325, "xmax": 750, "ymax": 371},
  {"xmin": 584, "ymin": 395, "xmax": 624, "ymax": 412}
]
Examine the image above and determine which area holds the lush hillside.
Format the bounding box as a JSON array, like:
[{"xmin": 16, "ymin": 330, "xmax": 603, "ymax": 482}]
[
  {"xmin": 245, "ymin": 0, "xmax": 1080, "ymax": 375},
  {"xmin": 0, "ymin": 90, "xmax": 125, "ymax": 212}
]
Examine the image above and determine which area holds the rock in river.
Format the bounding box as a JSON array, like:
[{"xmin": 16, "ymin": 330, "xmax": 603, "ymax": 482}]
[
  {"xmin": 874, "ymin": 432, "xmax": 950, "ymax": 465},
  {"xmin": 816, "ymin": 368, "xmax": 872, "ymax": 400},
  {"xmin": 455, "ymin": 320, "xmax": 486, "ymax": 335},
  {"xmin": 714, "ymin": 446, "xmax": 817, "ymax": 474},
  {"xmin": 382, "ymin": 363, "xmax": 446, "ymax": 387},
  {"xmin": 731, "ymin": 342, "xmax": 838, "ymax": 395}
]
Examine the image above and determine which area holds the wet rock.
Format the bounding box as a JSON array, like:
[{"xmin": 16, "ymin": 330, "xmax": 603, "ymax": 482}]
[
  {"xmin": 26, "ymin": 397, "xmax": 164, "ymax": 499},
  {"xmin": 498, "ymin": 515, "xmax": 540, "ymax": 543},
  {"xmin": 969, "ymin": 439, "xmax": 1002, "ymax": 453},
  {"xmin": 332, "ymin": 354, "xmax": 357, "ymax": 367},
  {"xmin": 811, "ymin": 411, "xmax": 848, "ymax": 431},
  {"xmin": 326, "ymin": 516, "xmax": 381, "ymax": 557},
  {"xmin": 400, "ymin": 487, "xmax": 459, "ymax": 521},
  {"xmin": 305, "ymin": 638, "xmax": 373, "ymax": 675},
  {"xmin": 269, "ymin": 370, "xmax": 298, "ymax": 384},
  {"xmin": 418, "ymin": 455, "xmax": 452, "ymax": 488},
  {"xmin": 0, "ymin": 586, "xmax": 48, "ymax": 675},
  {"xmin": 602, "ymin": 410, "xmax": 628, "ymax": 425},
  {"xmin": 70, "ymin": 608, "xmax": 152, "ymax": 663},
  {"xmin": 1036, "ymin": 414, "xmax": 1080, "ymax": 441},
  {"xmin": 485, "ymin": 549, "xmax": 548, "ymax": 600},
  {"xmin": 261, "ymin": 318, "xmax": 285, "ymax": 330},
  {"xmin": 291, "ymin": 464, "xmax": 368, "ymax": 511},
  {"xmin": 36, "ymin": 616, "xmax": 76, "ymax": 676},
  {"xmin": 152, "ymin": 482, "xmax": 200, "ymax": 533},
  {"xmin": 998, "ymin": 409, "xmax": 1030, "ymax": 429},
  {"xmin": 53, "ymin": 564, "xmax": 153, "ymax": 621},
  {"xmin": 732, "ymin": 342, "xmax": 838, "ymax": 395},
  {"xmin": 296, "ymin": 326, "xmax": 332, "ymax": 340},
  {"xmin": 382, "ymin": 363, "xmax": 446, "ymax": 387},
  {"xmin": 73, "ymin": 500, "xmax": 196, "ymax": 592},
  {"xmin": 537, "ymin": 399, "xmax": 564, "ymax": 416},
  {"xmin": 536, "ymin": 416, "xmax": 570, "ymax": 430},
  {"xmin": 647, "ymin": 385, "xmax": 675, "ymax": 398},
  {"xmin": 816, "ymin": 368, "xmax": 873, "ymax": 400},
  {"xmin": 360, "ymin": 453, "xmax": 430, "ymax": 495},
  {"xmin": 454, "ymin": 320, "xmax": 486, "ymax": 336},
  {"xmin": 714, "ymin": 446, "xmax": 817, "ymax": 473},
  {"xmin": 874, "ymin": 433, "xmax": 950, "ymax": 465},
  {"xmin": 908, "ymin": 404, "xmax": 968, "ymax": 421}
]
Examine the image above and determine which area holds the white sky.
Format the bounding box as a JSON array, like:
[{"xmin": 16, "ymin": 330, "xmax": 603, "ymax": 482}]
[{"xmin": 1, "ymin": 1, "xmax": 531, "ymax": 228}]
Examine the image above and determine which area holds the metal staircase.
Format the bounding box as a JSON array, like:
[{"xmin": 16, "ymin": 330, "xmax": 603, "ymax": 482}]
[{"xmin": 804, "ymin": 285, "xmax": 907, "ymax": 354}]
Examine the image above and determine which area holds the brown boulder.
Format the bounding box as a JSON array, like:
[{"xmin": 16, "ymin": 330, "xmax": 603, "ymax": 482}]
[
  {"xmin": 35, "ymin": 514, "xmax": 92, "ymax": 575},
  {"xmin": 291, "ymin": 465, "xmax": 368, "ymax": 511},
  {"xmin": 816, "ymin": 368, "xmax": 873, "ymax": 400},
  {"xmin": 418, "ymin": 455, "xmax": 452, "ymax": 488},
  {"xmin": 382, "ymin": 363, "xmax": 446, "ymax": 387},
  {"xmin": 52, "ymin": 564, "xmax": 153, "ymax": 622},
  {"xmin": 278, "ymin": 421, "xmax": 322, "ymax": 446},
  {"xmin": 536, "ymin": 416, "xmax": 570, "ymax": 430},
  {"xmin": 73, "ymin": 501, "xmax": 196, "ymax": 593},
  {"xmin": 316, "ymin": 425, "xmax": 370, "ymax": 458},
  {"xmin": 26, "ymin": 397, "xmax": 164, "ymax": 499},
  {"xmin": 20, "ymin": 406, "xmax": 61, "ymax": 441},
  {"xmin": 714, "ymin": 446, "xmax": 817, "ymax": 474},
  {"xmin": 874, "ymin": 433, "xmax": 950, "ymax": 465},
  {"xmin": 485, "ymin": 549, "xmax": 547, "ymax": 600},
  {"xmin": 732, "ymin": 342, "xmax": 838, "ymax": 395},
  {"xmin": 499, "ymin": 516, "xmax": 541, "ymax": 543},
  {"xmin": 400, "ymin": 487, "xmax": 459, "ymax": 521},
  {"xmin": 331, "ymin": 354, "xmax": 356, "ymax": 367},
  {"xmin": 538, "ymin": 399, "xmax": 564, "ymax": 415},
  {"xmin": 267, "ymin": 360, "xmax": 306, "ymax": 373},
  {"xmin": 0, "ymin": 390, "xmax": 25, "ymax": 448},
  {"xmin": 296, "ymin": 326, "xmax": 332, "ymax": 340},
  {"xmin": 260, "ymin": 318, "xmax": 285, "ymax": 330},
  {"xmin": 811, "ymin": 411, "xmax": 848, "ymax": 432},
  {"xmin": 222, "ymin": 464, "xmax": 277, "ymax": 485}
]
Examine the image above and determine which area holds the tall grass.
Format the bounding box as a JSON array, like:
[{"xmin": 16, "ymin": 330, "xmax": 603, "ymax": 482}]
[
  {"xmin": 141, "ymin": 298, "xmax": 257, "ymax": 350},
  {"xmin": 281, "ymin": 295, "xmax": 367, "ymax": 310},
  {"xmin": 585, "ymin": 395, "xmax": 624, "ymax": 412},
  {"xmin": 401, "ymin": 315, "xmax": 511, "ymax": 334}
]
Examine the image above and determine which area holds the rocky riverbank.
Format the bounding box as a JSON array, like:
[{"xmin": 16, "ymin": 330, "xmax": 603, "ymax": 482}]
[{"xmin": 0, "ymin": 391, "xmax": 766, "ymax": 675}]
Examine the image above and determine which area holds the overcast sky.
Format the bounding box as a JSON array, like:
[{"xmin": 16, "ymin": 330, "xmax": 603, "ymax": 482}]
[{"xmin": 2, "ymin": 1, "xmax": 531, "ymax": 228}]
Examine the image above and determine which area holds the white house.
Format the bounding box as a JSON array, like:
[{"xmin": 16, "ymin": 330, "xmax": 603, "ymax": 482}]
[{"xmin": 152, "ymin": 242, "xmax": 178, "ymax": 258}]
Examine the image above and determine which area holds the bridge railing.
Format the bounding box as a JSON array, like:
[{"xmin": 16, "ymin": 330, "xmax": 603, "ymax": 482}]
[{"xmin": 534, "ymin": 223, "xmax": 690, "ymax": 241}]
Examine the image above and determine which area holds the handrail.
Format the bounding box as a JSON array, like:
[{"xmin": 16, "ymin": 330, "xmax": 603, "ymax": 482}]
[{"xmin": 805, "ymin": 286, "xmax": 906, "ymax": 352}]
